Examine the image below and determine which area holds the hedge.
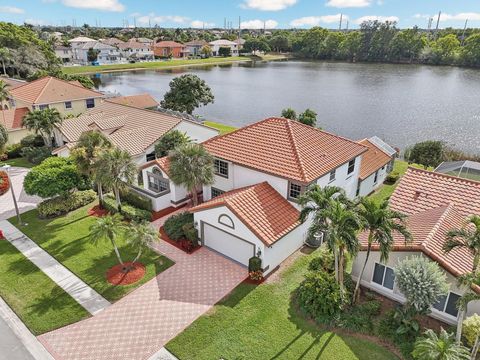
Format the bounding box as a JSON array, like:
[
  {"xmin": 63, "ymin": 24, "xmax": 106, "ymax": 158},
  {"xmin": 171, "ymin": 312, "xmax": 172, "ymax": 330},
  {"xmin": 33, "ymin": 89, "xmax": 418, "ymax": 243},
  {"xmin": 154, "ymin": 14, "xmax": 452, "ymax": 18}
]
[
  {"xmin": 37, "ymin": 190, "xmax": 96, "ymax": 218},
  {"xmin": 163, "ymin": 212, "xmax": 194, "ymax": 240},
  {"xmin": 120, "ymin": 189, "xmax": 152, "ymax": 211},
  {"xmin": 103, "ymin": 195, "xmax": 152, "ymax": 222}
]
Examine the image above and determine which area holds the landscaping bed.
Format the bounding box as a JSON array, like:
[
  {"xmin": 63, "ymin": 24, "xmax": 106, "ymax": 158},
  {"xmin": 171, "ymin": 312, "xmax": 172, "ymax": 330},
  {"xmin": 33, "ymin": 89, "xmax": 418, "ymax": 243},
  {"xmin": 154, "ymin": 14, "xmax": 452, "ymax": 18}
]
[{"xmin": 159, "ymin": 226, "xmax": 201, "ymax": 254}]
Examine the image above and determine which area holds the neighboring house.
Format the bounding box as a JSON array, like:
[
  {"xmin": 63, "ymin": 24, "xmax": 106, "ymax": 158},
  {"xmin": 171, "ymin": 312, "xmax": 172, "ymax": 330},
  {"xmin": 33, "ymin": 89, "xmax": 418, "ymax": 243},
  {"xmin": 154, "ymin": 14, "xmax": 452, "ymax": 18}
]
[
  {"xmin": 75, "ymin": 41, "xmax": 122, "ymax": 64},
  {"xmin": 352, "ymin": 167, "xmax": 480, "ymax": 325},
  {"xmin": 1, "ymin": 77, "xmax": 26, "ymax": 110},
  {"xmin": 356, "ymin": 136, "xmax": 396, "ymax": 197},
  {"xmin": 117, "ymin": 41, "xmax": 154, "ymax": 60},
  {"xmin": 107, "ymin": 94, "xmax": 158, "ymax": 109},
  {"xmin": 54, "ymin": 46, "xmax": 74, "ymax": 63},
  {"xmin": 184, "ymin": 40, "xmax": 209, "ymax": 57},
  {"xmin": 236, "ymin": 38, "xmax": 246, "ymax": 50},
  {"xmin": 68, "ymin": 36, "xmax": 96, "ymax": 49},
  {"xmin": 53, "ymin": 101, "xmax": 218, "ymax": 165},
  {"xmin": 140, "ymin": 117, "xmax": 368, "ymax": 274},
  {"xmin": 131, "ymin": 37, "xmax": 153, "ymax": 46},
  {"xmin": 100, "ymin": 37, "xmax": 125, "ymax": 46},
  {"xmin": 209, "ymin": 40, "xmax": 239, "ymax": 56},
  {"xmin": 152, "ymin": 41, "xmax": 187, "ymax": 58},
  {"xmin": 9, "ymin": 76, "xmax": 104, "ymax": 116},
  {"xmin": 1, "ymin": 107, "xmax": 31, "ymax": 144}
]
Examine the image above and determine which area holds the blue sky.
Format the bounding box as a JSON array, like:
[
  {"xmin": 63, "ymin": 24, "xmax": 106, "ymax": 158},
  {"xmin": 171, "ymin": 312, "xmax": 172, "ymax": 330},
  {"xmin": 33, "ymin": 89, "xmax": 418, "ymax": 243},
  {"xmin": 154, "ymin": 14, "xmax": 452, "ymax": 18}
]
[{"xmin": 1, "ymin": 0, "xmax": 480, "ymax": 29}]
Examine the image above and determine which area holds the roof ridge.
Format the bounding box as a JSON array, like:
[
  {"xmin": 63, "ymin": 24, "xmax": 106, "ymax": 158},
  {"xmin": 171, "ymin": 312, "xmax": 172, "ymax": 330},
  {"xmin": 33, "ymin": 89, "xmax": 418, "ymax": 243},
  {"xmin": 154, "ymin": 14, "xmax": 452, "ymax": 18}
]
[
  {"xmin": 408, "ymin": 166, "xmax": 480, "ymax": 186},
  {"xmin": 359, "ymin": 138, "xmax": 392, "ymax": 158},
  {"xmin": 34, "ymin": 77, "xmax": 52, "ymax": 103},
  {"xmin": 285, "ymin": 119, "xmax": 307, "ymax": 182},
  {"xmin": 420, "ymin": 203, "xmax": 455, "ymax": 249}
]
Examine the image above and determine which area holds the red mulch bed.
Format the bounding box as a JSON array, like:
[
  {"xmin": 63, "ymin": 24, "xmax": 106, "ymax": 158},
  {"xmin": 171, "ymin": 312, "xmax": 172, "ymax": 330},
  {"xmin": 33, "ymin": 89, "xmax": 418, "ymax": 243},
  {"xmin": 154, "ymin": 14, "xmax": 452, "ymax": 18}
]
[
  {"xmin": 88, "ymin": 205, "xmax": 109, "ymax": 217},
  {"xmin": 243, "ymin": 277, "xmax": 265, "ymax": 285},
  {"xmin": 152, "ymin": 205, "xmax": 187, "ymax": 221},
  {"xmin": 159, "ymin": 226, "xmax": 201, "ymax": 254},
  {"xmin": 106, "ymin": 262, "xmax": 146, "ymax": 285}
]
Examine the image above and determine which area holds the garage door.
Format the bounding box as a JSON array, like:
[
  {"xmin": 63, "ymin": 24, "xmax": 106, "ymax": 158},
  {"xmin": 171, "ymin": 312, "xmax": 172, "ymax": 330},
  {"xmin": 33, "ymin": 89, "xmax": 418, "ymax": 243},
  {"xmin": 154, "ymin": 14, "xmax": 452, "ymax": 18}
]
[{"xmin": 202, "ymin": 223, "xmax": 255, "ymax": 266}]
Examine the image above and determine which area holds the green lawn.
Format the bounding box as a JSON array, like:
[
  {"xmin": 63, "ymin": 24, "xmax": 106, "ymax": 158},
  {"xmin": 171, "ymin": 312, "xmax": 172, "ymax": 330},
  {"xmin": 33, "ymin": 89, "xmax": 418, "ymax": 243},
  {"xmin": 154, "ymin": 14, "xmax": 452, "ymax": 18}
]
[
  {"xmin": 0, "ymin": 157, "xmax": 35, "ymax": 168},
  {"xmin": 62, "ymin": 56, "xmax": 250, "ymax": 75},
  {"xmin": 9, "ymin": 203, "xmax": 174, "ymax": 302},
  {"xmin": 0, "ymin": 240, "xmax": 89, "ymax": 335},
  {"xmin": 203, "ymin": 121, "xmax": 238, "ymax": 135},
  {"xmin": 166, "ymin": 251, "xmax": 397, "ymax": 360}
]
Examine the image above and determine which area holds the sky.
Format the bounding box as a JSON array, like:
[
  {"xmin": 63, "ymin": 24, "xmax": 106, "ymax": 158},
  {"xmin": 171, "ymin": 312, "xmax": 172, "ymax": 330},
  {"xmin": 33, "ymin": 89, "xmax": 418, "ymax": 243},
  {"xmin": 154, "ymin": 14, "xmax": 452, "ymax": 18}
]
[{"xmin": 1, "ymin": 0, "xmax": 480, "ymax": 29}]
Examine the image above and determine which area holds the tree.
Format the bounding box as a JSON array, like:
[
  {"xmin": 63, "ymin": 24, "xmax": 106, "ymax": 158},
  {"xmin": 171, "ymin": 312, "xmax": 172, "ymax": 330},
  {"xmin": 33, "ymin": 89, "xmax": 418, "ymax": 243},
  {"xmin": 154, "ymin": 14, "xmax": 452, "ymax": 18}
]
[
  {"xmin": 430, "ymin": 34, "xmax": 461, "ymax": 65},
  {"xmin": 125, "ymin": 222, "xmax": 159, "ymax": 265},
  {"xmin": 389, "ymin": 28, "xmax": 426, "ymax": 62},
  {"xmin": 323, "ymin": 32, "xmax": 345, "ymax": 59},
  {"xmin": 0, "ymin": 80, "xmax": 10, "ymax": 127},
  {"xmin": 87, "ymin": 48, "xmax": 99, "ymax": 62},
  {"xmin": 281, "ymin": 108, "xmax": 297, "ymax": 120},
  {"xmin": 161, "ymin": 74, "xmax": 214, "ymax": 114},
  {"xmin": 97, "ymin": 148, "xmax": 137, "ymax": 211},
  {"xmin": 200, "ymin": 45, "xmax": 212, "ymax": 58},
  {"xmin": 218, "ymin": 46, "xmax": 231, "ymax": 57},
  {"xmin": 405, "ymin": 140, "xmax": 444, "ymax": 169},
  {"xmin": 154, "ymin": 130, "xmax": 191, "ymax": 158},
  {"xmin": 24, "ymin": 157, "xmax": 85, "ymax": 198},
  {"xmin": 22, "ymin": 108, "xmax": 63, "ymax": 148},
  {"xmin": 269, "ymin": 34, "xmax": 290, "ymax": 52},
  {"xmin": 353, "ymin": 198, "xmax": 411, "ymax": 303},
  {"xmin": 339, "ymin": 31, "xmax": 363, "ymax": 61},
  {"xmin": 71, "ymin": 131, "xmax": 112, "ymax": 207},
  {"xmin": 462, "ymin": 314, "xmax": 480, "ymax": 359},
  {"xmin": 168, "ymin": 143, "xmax": 214, "ymax": 206},
  {"xmin": 89, "ymin": 214, "xmax": 126, "ymax": 269},
  {"xmin": 298, "ymin": 109, "xmax": 317, "ymax": 127},
  {"xmin": 0, "ymin": 48, "xmax": 10, "ymax": 75},
  {"xmin": 0, "ymin": 123, "xmax": 8, "ymax": 153},
  {"xmin": 461, "ymin": 34, "xmax": 480, "ymax": 67},
  {"xmin": 243, "ymin": 38, "xmax": 270, "ymax": 54},
  {"xmin": 412, "ymin": 329, "xmax": 470, "ymax": 360}
]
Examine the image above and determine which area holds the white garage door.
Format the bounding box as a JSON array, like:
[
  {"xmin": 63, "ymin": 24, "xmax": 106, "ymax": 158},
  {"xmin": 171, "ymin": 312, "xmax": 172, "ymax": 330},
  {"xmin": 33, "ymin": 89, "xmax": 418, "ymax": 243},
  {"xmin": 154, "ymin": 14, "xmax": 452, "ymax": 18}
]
[{"xmin": 202, "ymin": 223, "xmax": 255, "ymax": 266}]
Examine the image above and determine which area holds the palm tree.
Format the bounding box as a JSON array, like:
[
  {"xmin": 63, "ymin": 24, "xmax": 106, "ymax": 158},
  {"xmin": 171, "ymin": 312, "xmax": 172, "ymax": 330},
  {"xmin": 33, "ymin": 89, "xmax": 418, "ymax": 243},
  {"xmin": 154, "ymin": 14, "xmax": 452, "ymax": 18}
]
[
  {"xmin": 0, "ymin": 80, "xmax": 10, "ymax": 126},
  {"xmin": 412, "ymin": 328, "xmax": 470, "ymax": 360},
  {"xmin": 22, "ymin": 108, "xmax": 63, "ymax": 147},
  {"xmin": 353, "ymin": 198, "xmax": 412, "ymax": 303},
  {"xmin": 97, "ymin": 148, "xmax": 137, "ymax": 211},
  {"xmin": 71, "ymin": 131, "xmax": 112, "ymax": 207},
  {"xmin": 89, "ymin": 214, "xmax": 126, "ymax": 268},
  {"xmin": 168, "ymin": 143, "xmax": 214, "ymax": 206},
  {"xmin": 125, "ymin": 222, "xmax": 159, "ymax": 265}
]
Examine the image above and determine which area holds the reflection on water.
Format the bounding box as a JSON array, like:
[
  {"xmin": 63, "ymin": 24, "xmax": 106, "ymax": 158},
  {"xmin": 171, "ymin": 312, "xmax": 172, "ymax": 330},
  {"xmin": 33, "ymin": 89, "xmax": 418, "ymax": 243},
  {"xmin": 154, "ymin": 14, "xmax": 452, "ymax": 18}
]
[{"xmin": 95, "ymin": 60, "xmax": 480, "ymax": 152}]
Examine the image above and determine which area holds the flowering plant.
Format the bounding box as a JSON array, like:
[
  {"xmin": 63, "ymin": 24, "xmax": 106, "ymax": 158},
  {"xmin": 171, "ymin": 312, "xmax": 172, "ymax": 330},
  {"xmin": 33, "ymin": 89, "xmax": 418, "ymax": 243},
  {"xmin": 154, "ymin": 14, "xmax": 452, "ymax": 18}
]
[
  {"xmin": 0, "ymin": 171, "xmax": 9, "ymax": 196},
  {"xmin": 249, "ymin": 270, "xmax": 264, "ymax": 281}
]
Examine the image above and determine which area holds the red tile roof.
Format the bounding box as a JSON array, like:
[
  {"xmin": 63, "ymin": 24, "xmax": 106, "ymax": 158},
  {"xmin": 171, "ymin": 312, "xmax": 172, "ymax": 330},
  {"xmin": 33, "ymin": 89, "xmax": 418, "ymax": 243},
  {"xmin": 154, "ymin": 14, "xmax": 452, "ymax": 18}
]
[
  {"xmin": 202, "ymin": 118, "xmax": 368, "ymax": 184},
  {"xmin": 153, "ymin": 41, "xmax": 185, "ymax": 48},
  {"xmin": 190, "ymin": 182, "xmax": 300, "ymax": 246},
  {"xmin": 107, "ymin": 94, "xmax": 158, "ymax": 109},
  {"xmin": 141, "ymin": 156, "xmax": 170, "ymax": 173},
  {"xmin": 1, "ymin": 107, "xmax": 29, "ymax": 130},
  {"xmin": 358, "ymin": 139, "xmax": 392, "ymax": 180}
]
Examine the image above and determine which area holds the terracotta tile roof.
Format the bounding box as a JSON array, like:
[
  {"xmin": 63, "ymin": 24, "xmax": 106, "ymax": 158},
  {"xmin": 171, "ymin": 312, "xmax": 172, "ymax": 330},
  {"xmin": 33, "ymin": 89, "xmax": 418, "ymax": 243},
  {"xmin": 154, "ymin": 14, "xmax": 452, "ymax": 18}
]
[
  {"xmin": 184, "ymin": 40, "xmax": 208, "ymax": 47},
  {"xmin": 107, "ymin": 94, "xmax": 158, "ymax": 109},
  {"xmin": 141, "ymin": 156, "xmax": 170, "ymax": 174},
  {"xmin": 390, "ymin": 167, "xmax": 480, "ymax": 217},
  {"xmin": 1, "ymin": 107, "xmax": 29, "ymax": 130},
  {"xmin": 202, "ymin": 118, "xmax": 368, "ymax": 183},
  {"xmin": 358, "ymin": 138, "xmax": 393, "ymax": 180},
  {"xmin": 57, "ymin": 101, "xmax": 181, "ymax": 156},
  {"xmin": 191, "ymin": 182, "xmax": 300, "ymax": 246},
  {"xmin": 9, "ymin": 76, "xmax": 103, "ymax": 105},
  {"xmin": 1, "ymin": 77, "xmax": 26, "ymax": 89},
  {"xmin": 153, "ymin": 41, "xmax": 185, "ymax": 48},
  {"xmin": 117, "ymin": 41, "xmax": 151, "ymax": 50},
  {"xmin": 100, "ymin": 38, "xmax": 125, "ymax": 46}
]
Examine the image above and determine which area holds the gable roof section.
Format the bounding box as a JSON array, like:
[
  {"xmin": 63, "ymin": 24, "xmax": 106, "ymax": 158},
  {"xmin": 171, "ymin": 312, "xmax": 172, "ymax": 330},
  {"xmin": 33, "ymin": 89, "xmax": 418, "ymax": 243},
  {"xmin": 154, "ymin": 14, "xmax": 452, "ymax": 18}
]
[
  {"xmin": 190, "ymin": 182, "xmax": 300, "ymax": 246},
  {"xmin": 202, "ymin": 117, "xmax": 367, "ymax": 183},
  {"xmin": 2, "ymin": 107, "xmax": 29, "ymax": 130},
  {"xmin": 358, "ymin": 138, "xmax": 393, "ymax": 180},
  {"xmin": 107, "ymin": 94, "xmax": 158, "ymax": 109},
  {"xmin": 154, "ymin": 41, "xmax": 185, "ymax": 48},
  {"xmin": 9, "ymin": 76, "xmax": 103, "ymax": 105},
  {"xmin": 141, "ymin": 156, "xmax": 170, "ymax": 174}
]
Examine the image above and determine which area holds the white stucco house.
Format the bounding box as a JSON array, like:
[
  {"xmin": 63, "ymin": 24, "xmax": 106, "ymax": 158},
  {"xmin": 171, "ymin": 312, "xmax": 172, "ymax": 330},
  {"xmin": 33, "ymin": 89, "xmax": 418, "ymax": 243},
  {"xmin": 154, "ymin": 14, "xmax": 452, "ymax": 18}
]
[
  {"xmin": 209, "ymin": 39, "xmax": 239, "ymax": 56},
  {"xmin": 352, "ymin": 167, "xmax": 480, "ymax": 325},
  {"xmin": 75, "ymin": 41, "xmax": 122, "ymax": 64}
]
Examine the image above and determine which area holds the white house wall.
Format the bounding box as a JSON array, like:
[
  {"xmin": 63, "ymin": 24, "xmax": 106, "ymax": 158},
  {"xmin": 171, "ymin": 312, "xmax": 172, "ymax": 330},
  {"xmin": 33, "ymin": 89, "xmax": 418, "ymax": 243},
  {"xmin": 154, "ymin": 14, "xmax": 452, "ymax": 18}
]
[
  {"xmin": 316, "ymin": 156, "xmax": 362, "ymax": 199},
  {"xmin": 358, "ymin": 164, "xmax": 389, "ymax": 197},
  {"xmin": 173, "ymin": 121, "xmax": 219, "ymax": 144}
]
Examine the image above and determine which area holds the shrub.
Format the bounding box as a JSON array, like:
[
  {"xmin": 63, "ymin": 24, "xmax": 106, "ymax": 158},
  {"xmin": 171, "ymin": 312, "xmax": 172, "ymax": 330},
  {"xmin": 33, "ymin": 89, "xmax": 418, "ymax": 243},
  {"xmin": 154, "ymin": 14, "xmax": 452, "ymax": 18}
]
[
  {"xmin": 37, "ymin": 190, "xmax": 96, "ymax": 218},
  {"xmin": 103, "ymin": 195, "xmax": 151, "ymax": 222},
  {"xmin": 21, "ymin": 146, "xmax": 51, "ymax": 165},
  {"xmin": 163, "ymin": 212, "xmax": 194, "ymax": 241},
  {"xmin": 120, "ymin": 189, "xmax": 152, "ymax": 211},
  {"xmin": 337, "ymin": 300, "xmax": 381, "ymax": 333},
  {"xmin": 182, "ymin": 222, "xmax": 198, "ymax": 246},
  {"xmin": 20, "ymin": 135, "xmax": 44, "ymax": 148},
  {"xmin": 384, "ymin": 171, "xmax": 399, "ymax": 184},
  {"xmin": 404, "ymin": 141, "xmax": 444, "ymax": 169},
  {"xmin": 308, "ymin": 245, "xmax": 334, "ymax": 272},
  {"xmin": 249, "ymin": 256, "xmax": 262, "ymax": 272},
  {"xmin": 377, "ymin": 309, "xmax": 416, "ymax": 359},
  {"xmin": 0, "ymin": 171, "xmax": 9, "ymax": 196},
  {"xmin": 463, "ymin": 314, "xmax": 480, "ymax": 347},
  {"xmin": 5, "ymin": 143, "xmax": 23, "ymax": 159}
]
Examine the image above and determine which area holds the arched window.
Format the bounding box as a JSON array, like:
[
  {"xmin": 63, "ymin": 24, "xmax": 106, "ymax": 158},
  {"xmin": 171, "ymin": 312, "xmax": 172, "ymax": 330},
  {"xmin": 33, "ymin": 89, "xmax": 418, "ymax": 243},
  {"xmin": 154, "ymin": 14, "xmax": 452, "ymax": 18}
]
[
  {"xmin": 218, "ymin": 214, "xmax": 235, "ymax": 229},
  {"xmin": 152, "ymin": 167, "xmax": 162, "ymax": 176}
]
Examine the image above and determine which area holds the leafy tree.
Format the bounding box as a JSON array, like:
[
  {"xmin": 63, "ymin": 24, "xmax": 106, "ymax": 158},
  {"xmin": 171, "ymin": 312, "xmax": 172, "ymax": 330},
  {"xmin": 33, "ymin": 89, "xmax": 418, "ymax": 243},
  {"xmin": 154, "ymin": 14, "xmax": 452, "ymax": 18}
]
[
  {"xmin": 24, "ymin": 157, "xmax": 85, "ymax": 198},
  {"xmin": 269, "ymin": 34, "xmax": 290, "ymax": 52},
  {"xmin": 323, "ymin": 32, "xmax": 345, "ymax": 59},
  {"xmin": 299, "ymin": 27, "xmax": 329, "ymax": 59},
  {"xmin": 353, "ymin": 198, "xmax": 411, "ymax": 303},
  {"xmin": 339, "ymin": 31, "xmax": 363, "ymax": 61},
  {"xmin": 218, "ymin": 46, "xmax": 231, "ymax": 57},
  {"xmin": 243, "ymin": 38, "xmax": 271, "ymax": 54},
  {"xmin": 22, "ymin": 108, "xmax": 63, "ymax": 148},
  {"xmin": 412, "ymin": 329, "xmax": 470, "ymax": 360},
  {"xmin": 168, "ymin": 143, "xmax": 214, "ymax": 206},
  {"xmin": 154, "ymin": 130, "xmax": 191, "ymax": 158},
  {"xmin": 405, "ymin": 140, "xmax": 444, "ymax": 169},
  {"xmin": 124, "ymin": 222, "xmax": 159, "ymax": 265},
  {"xmin": 0, "ymin": 123, "xmax": 7, "ymax": 153},
  {"xmin": 461, "ymin": 33, "xmax": 480, "ymax": 67},
  {"xmin": 281, "ymin": 108, "xmax": 297, "ymax": 120},
  {"xmin": 430, "ymin": 34, "xmax": 461, "ymax": 65},
  {"xmin": 298, "ymin": 109, "xmax": 317, "ymax": 127},
  {"xmin": 89, "ymin": 214, "xmax": 126, "ymax": 269},
  {"xmin": 87, "ymin": 48, "xmax": 100, "ymax": 62},
  {"xmin": 0, "ymin": 48, "xmax": 10, "ymax": 75},
  {"xmin": 462, "ymin": 314, "xmax": 480, "ymax": 359},
  {"xmin": 161, "ymin": 74, "xmax": 214, "ymax": 114},
  {"xmin": 0, "ymin": 80, "xmax": 10, "ymax": 128},
  {"xmin": 395, "ymin": 256, "xmax": 449, "ymax": 314},
  {"xmin": 200, "ymin": 45, "xmax": 212, "ymax": 58},
  {"xmin": 389, "ymin": 28, "xmax": 426, "ymax": 62}
]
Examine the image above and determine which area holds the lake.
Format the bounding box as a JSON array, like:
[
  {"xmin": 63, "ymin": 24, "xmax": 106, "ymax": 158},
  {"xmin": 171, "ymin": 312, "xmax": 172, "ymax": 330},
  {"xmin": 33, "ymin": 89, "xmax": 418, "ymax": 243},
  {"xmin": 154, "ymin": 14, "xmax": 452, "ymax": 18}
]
[{"xmin": 94, "ymin": 60, "xmax": 480, "ymax": 153}]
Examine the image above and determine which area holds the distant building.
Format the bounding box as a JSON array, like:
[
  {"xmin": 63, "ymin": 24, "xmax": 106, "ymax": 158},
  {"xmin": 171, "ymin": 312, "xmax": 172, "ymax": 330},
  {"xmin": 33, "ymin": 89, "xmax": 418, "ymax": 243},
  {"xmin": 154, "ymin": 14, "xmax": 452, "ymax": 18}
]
[
  {"xmin": 54, "ymin": 46, "xmax": 74, "ymax": 63},
  {"xmin": 117, "ymin": 40, "xmax": 154, "ymax": 60},
  {"xmin": 2, "ymin": 107, "xmax": 31, "ymax": 144},
  {"xmin": 68, "ymin": 36, "xmax": 96, "ymax": 49},
  {"xmin": 184, "ymin": 40, "xmax": 209, "ymax": 57},
  {"xmin": 75, "ymin": 41, "xmax": 122, "ymax": 64},
  {"xmin": 107, "ymin": 94, "xmax": 158, "ymax": 109},
  {"xmin": 100, "ymin": 37, "xmax": 125, "ymax": 46},
  {"xmin": 131, "ymin": 37, "xmax": 153, "ymax": 46},
  {"xmin": 152, "ymin": 41, "xmax": 188, "ymax": 58},
  {"xmin": 209, "ymin": 39, "xmax": 239, "ymax": 56}
]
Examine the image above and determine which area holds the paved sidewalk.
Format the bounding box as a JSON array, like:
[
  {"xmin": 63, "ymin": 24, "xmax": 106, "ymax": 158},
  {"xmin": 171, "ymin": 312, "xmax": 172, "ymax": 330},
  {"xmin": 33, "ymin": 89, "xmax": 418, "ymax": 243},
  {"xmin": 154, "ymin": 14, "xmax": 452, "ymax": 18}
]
[
  {"xmin": 38, "ymin": 239, "xmax": 247, "ymax": 360},
  {"xmin": 0, "ymin": 220, "xmax": 111, "ymax": 315}
]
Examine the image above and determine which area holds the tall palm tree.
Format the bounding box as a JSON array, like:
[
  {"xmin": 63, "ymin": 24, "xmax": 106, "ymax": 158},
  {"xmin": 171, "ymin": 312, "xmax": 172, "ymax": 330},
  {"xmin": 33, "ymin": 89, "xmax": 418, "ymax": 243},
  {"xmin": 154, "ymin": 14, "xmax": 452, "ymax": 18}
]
[
  {"xmin": 0, "ymin": 80, "xmax": 10, "ymax": 126},
  {"xmin": 89, "ymin": 214, "xmax": 126, "ymax": 268},
  {"xmin": 353, "ymin": 198, "xmax": 412, "ymax": 303},
  {"xmin": 125, "ymin": 222, "xmax": 159, "ymax": 265},
  {"xmin": 97, "ymin": 148, "xmax": 137, "ymax": 211},
  {"xmin": 412, "ymin": 328, "xmax": 470, "ymax": 360},
  {"xmin": 168, "ymin": 143, "xmax": 214, "ymax": 206},
  {"xmin": 71, "ymin": 131, "xmax": 112, "ymax": 207},
  {"xmin": 22, "ymin": 108, "xmax": 63, "ymax": 148}
]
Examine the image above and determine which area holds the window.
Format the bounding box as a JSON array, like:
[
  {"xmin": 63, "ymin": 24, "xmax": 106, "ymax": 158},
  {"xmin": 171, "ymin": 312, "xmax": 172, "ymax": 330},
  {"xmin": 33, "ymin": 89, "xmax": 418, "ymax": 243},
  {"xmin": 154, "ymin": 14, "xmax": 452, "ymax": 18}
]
[
  {"xmin": 147, "ymin": 169, "xmax": 170, "ymax": 194},
  {"xmin": 145, "ymin": 152, "xmax": 156, "ymax": 161},
  {"xmin": 65, "ymin": 101, "xmax": 72, "ymax": 109},
  {"xmin": 39, "ymin": 104, "xmax": 49, "ymax": 110},
  {"xmin": 373, "ymin": 170, "xmax": 379, "ymax": 184},
  {"xmin": 372, "ymin": 263, "xmax": 395, "ymax": 290},
  {"xmin": 329, "ymin": 169, "xmax": 336, "ymax": 182},
  {"xmin": 288, "ymin": 182, "xmax": 303, "ymax": 200},
  {"xmin": 356, "ymin": 181, "xmax": 361, "ymax": 197},
  {"xmin": 347, "ymin": 159, "xmax": 355, "ymax": 175},
  {"xmin": 211, "ymin": 187, "xmax": 225, "ymax": 198},
  {"xmin": 214, "ymin": 159, "xmax": 229, "ymax": 178},
  {"xmin": 433, "ymin": 292, "xmax": 461, "ymax": 317},
  {"xmin": 86, "ymin": 98, "xmax": 95, "ymax": 109}
]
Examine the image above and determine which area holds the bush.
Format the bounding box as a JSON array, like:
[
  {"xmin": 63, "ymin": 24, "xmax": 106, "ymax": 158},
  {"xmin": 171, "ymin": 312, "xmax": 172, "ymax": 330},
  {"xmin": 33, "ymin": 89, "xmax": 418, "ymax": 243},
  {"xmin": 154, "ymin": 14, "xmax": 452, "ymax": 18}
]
[
  {"xmin": 20, "ymin": 135, "xmax": 44, "ymax": 148},
  {"xmin": 5, "ymin": 143, "xmax": 23, "ymax": 159},
  {"xmin": 384, "ymin": 171, "xmax": 399, "ymax": 184},
  {"xmin": 462, "ymin": 314, "xmax": 480, "ymax": 347},
  {"xmin": 182, "ymin": 222, "xmax": 198, "ymax": 246},
  {"xmin": 0, "ymin": 171, "xmax": 9, "ymax": 196},
  {"xmin": 103, "ymin": 195, "xmax": 152, "ymax": 222},
  {"xmin": 337, "ymin": 300, "xmax": 381, "ymax": 333},
  {"xmin": 377, "ymin": 309, "xmax": 416, "ymax": 359},
  {"xmin": 249, "ymin": 256, "xmax": 262, "ymax": 272},
  {"xmin": 308, "ymin": 245, "xmax": 334, "ymax": 272},
  {"xmin": 120, "ymin": 189, "xmax": 152, "ymax": 211},
  {"xmin": 21, "ymin": 146, "xmax": 51, "ymax": 165},
  {"xmin": 37, "ymin": 190, "xmax": 96, "ymax": 218},
  {"xmin": 163, "ymin": 212, "xmax": 194, "ymax": 241}
]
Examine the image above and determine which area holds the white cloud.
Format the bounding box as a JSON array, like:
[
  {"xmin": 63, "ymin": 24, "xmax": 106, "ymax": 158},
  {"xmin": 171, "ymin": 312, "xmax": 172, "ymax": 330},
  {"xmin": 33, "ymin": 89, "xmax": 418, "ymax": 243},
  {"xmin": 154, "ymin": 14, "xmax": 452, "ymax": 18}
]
[
  {"xmin": 137, "ymin": 14, "xmax": 189, "ymax": 25},
  {"xmin": 413, "ymin": 13, "xmax": 430, "ymax": 19},
  {"xmin": 290, "ymin": 14, "xmax": 347, "ymax": 27},
  {"xmin": 326, "ymin": 0, "xmax": 371, "ymax": 8},
  {"xmin": 190, "ymin": 20, "xmax": 215, "ymax": 28},
  {"xmin": 24, "ymin": 18, "xmax": 49, "ymax": 25},
  {"xmin": 241, "ymin": 0, "xmax": 297, "ymax": 11},
  {"xmin": 441, "ymin": 12, "xmax": 480, "ymax": 21},
  {"xmin": 354, "ymin": 15, "xmax": 399, "ymax": 24},
  {"xmin": 60, "ymin": 0, "xmax": 125, "ymax": 12},
  {"xmin": 0, "ymin": 6, "xmax": 25, "ymax": 14},
  {"xmin": 240, "ymin": 19, "xmax": 278, "ymax": 29}
]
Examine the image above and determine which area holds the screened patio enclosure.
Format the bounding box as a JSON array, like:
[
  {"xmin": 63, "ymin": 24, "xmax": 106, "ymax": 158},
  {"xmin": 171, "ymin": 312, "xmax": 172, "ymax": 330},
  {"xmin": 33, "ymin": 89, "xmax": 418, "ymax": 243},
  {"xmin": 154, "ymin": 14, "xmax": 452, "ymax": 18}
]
[{"xmin": 435, "ymin": 160, "xmax": 480, "ymax": 181}]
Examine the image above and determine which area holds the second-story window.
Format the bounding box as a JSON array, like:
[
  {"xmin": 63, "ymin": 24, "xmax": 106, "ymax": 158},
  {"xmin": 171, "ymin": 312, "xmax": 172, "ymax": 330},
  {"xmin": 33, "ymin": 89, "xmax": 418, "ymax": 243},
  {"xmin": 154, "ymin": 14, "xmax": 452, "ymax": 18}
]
[
  {"xmin": 329, "ymin": 169, "xmax": 336, "ymax": 182},
  {"xmin": 347, "ymin": 159, "xmax": 355, "ymax": 175},
  {"xmin": 65, "ymin": 101, "xmax": 72, "ymax": 109},
  {"xmin": 214, "ymin": 159, "xmax": 229, "ymax": 178},
  {"xmin": 86, "ymin": 98, "xmax": 95, "ymax": 109},
  {"xmin": 288, "ymin": 182, "xmax": 303, "ymax": 201},
  {"xmin": 373, "ymin": 170, "xmax": 379, "ymax": 184}
]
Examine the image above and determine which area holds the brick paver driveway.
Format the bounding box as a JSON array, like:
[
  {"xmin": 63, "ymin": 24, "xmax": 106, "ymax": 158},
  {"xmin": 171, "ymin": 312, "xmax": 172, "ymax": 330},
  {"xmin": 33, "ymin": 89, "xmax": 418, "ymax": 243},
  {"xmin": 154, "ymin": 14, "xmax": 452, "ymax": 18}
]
[{"xmin": 38, "ymin": 240, "xmax": 247, "ymax": 360}]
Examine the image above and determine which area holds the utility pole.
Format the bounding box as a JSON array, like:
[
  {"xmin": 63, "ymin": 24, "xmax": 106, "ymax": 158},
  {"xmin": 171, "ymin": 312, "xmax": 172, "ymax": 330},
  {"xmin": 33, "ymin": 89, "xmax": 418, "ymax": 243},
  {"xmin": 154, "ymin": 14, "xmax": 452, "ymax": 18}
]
[
  {"xmin": 435, "ymin": 11, "xmax": 441, "ymax": 37},
  {"xmin": 345, "ymin": 20, "xmax": 349, "ymax": 31},
  {"xmin": 263, "ymin": 20, "xmax": 266, "ymax": 34},
  {"xmin": 461, "ymin": 19, "xmax": 468, "ymax": 46},
  {"xmin": 339, "ymin": 13, "xmax": 343, "ymax": 30},
  {"xmin": 238, "ymin": 16, "xmax": 241, "ymax": 40},
  {"xmin": 224, "ymin": 17, "xmax": 226, "ymax": 30}
]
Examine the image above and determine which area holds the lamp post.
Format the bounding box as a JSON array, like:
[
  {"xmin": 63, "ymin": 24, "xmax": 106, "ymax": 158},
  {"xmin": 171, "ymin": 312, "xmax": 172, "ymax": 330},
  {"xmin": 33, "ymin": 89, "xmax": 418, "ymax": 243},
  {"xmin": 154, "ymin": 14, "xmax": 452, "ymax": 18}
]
[{"xmin": 1, "ymin": 165, "xmax": 22, "ymax": 225}]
